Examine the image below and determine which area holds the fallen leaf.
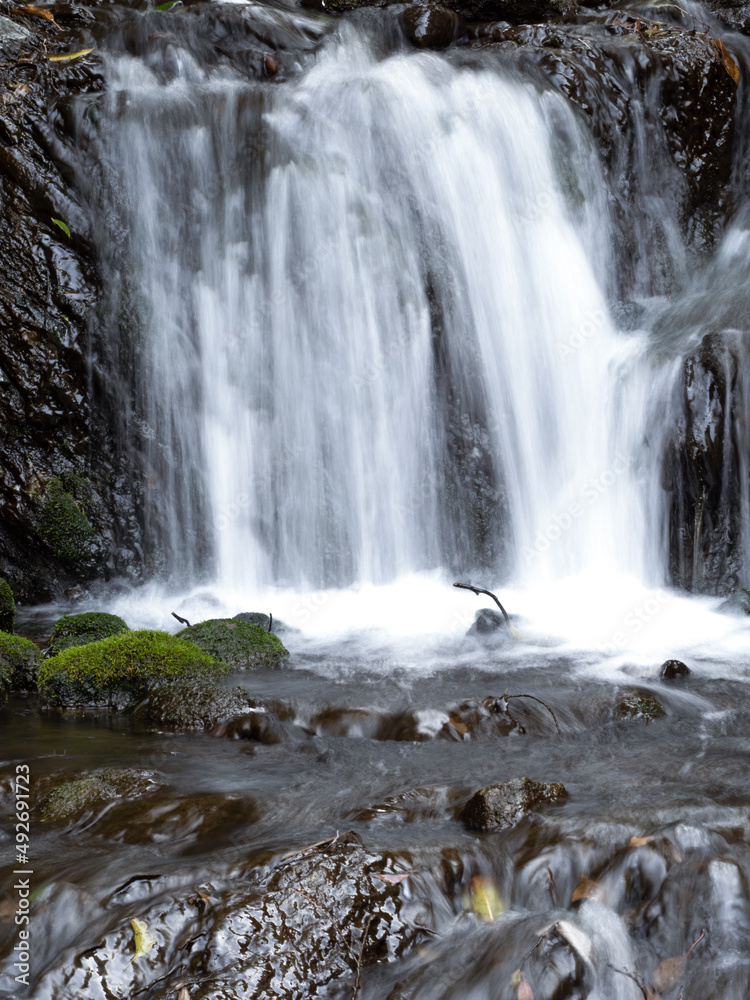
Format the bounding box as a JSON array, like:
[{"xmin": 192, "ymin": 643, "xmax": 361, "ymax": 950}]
[
  {"xmin": 130, "ymin": 918, "xmax": 157, "ymax": 962},
  {"xmin": 510, "ymin": 970, "xmax": 522, "ymax": 987},
  {"xmin": 629, "ymin": 836, "xmax": 653, "ymax": 847},
  {"xmin": 652, "ymin": 955, "xmax": 686, "ymax": 993},
  {"xmin": 51, "ymin": 218, "xmax": 70, "ymax": 237},
  {"xmin": 571, "ymin": 875, "xmax": 603, "ymax": 902},
  {"xmin": 712, "ymin": 37, "xmax": 740, "ymax": 84},
  {"xmin": 518, "ymin": 980, "xmax": 534, "ymax": 1000},
  {"xmin": 468, "ymin": 876, "xmax": 503, "ymax": 922},
  {"xmin": 448, "ymin": 714, "xmax": 468, "ymax": 737},
  {"xmin": 197, "ymin": 891, "xmax": 211, "ymax": 907},
  {"xmin": 12, "ymin": 5, "xmax": 61, "ymax": 28},
  {"xmin": 372, "ymin": 868, "xmax": 416, "ymax": 885},
  {"xmin": 177, "ymin": 989, "xmax": 190, "ymax": 1000},
  {"xmin": 48, "ymin": 46, "xmax": 95, "ymax": 62}
]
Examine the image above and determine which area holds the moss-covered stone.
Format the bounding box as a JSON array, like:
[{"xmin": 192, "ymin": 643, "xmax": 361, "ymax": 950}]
[
  {"xmin": 41, "ymin": 768, "xmax": 160, "ymax": 823},
  {"xmin": 616, "ymin": 690, "xmax": 667, "ymax": 721},
  {"xmin": 132, "ymin": 676, "xmax": 253, "ymax": 731},
  {"xmin": 0, "ymin": 578, "xmax": 14, "ymax": 633},
  {"xmin": 36, "ymin": 476, "xmax": 98, "ymax": 569},
  {"xmin": 0, "ymin": 630, "xmax": 41, "ymax": 695},
  {"xmin": 461, "ymin": 777, "xmax": 568, "ymax": 831},
  {"xmin": 48, "ymin": 611, "xmax": 130, "ymax": 657},
  {"xmin": 177, "ymin": 619, "xmax": 289, "ymax": 669},
  {"xmin": 38, "ymin": 630, "xmax": 229, "ymax": 709}
]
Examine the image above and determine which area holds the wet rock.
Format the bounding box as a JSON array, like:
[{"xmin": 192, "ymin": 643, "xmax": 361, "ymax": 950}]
[
  {"xmin": 0, "ymin": 578, "xmax": 14, "ymax": 632},
  {"xmin": 0, "ymin": 630, "xmax": 41, "ymax": 694},
  {"xmin": 219, "ymin": 709, "xmax": 290, "ymax": 743},
  {"xmin": 132, "ymin": 676, "xmax": 253, "ymax": 732},
  {"xmin": 616, "ymin": 690, "xmax": 667, "ymax": 721},
  {"xmin": 461, "ymin": 776, "xmax": 568, "ymax": 831},
  {"xmin": 660, "ymin": 659, "xmax": 691, "ymax": 679},
  {"xmin": 47, "ymin": 610, "xmax": 130, "ymax": 657},
  {"xmin": 717, "ymin": 589, "xmax": 750, "ymax": 615},
  {"xmin": 466, "ymin": 607, "xmax": 509, "ymax": 639},
  {"xmin": 402, "ymin": 5, "xmax": 466, "ymax": 47},
  {"xmin": 38, "ymin": 832, "xmax": 416, "ymax": 999},
  {"xmin": 450, "ymin": 0, "xmax": 577, "ymax": 24},
  {"xmin": 702, "ymin": 0, "xmax": 750, "ymax": 34},
  {"xmin": 352, "ymin": 785, "xmax": 467, "ymax": 823},
  {"xmin": 664, "ymin": 332, "xmax": 747, "ymax": 594},
  {"xmin": 40, "ymin": 767, "xmax": 160, "ymax": 823},
  {"xmin": 37, "ymin": 630, "xmax": 229, "ymax": 709},
  {"xmin": 177, "ymin": 618, "xmax": 289, "ymax": 669}
]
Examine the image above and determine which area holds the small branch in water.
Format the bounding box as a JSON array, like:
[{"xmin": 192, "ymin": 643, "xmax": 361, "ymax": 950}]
[
  {"xmin": 171, "ymin": 612, "xmax": 191, "ymax": 627},
  {"xmin": 505, "ymin": 693, "xmax": 562, "ymax": 735},
  {"xmin": 453, "ymin": 582, "xmax": 511, "ymax": 626},
  {"xmin": 607, "ymin": 964, "xmax": 650, "ymax": 1000},
  {"xmin": 352, "ymin": 915, "xmax": 373, "ymax": 998},
  {"xmin": 268, "ymin": 613, "xmax": 273, "ymax": 633},
  {"xmin": 687, "ymin": 928, "xmax": 706, "ymax": 958}
]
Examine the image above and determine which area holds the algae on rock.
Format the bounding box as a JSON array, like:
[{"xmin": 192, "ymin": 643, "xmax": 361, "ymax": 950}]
[
  {"xmin": 177, "ymin": 619, "xmax": 289, "ymax": 669},
  {"xmin": 38, "ymin": 630, "xmax": 229, "ymax": 709},
  {"xmin": 0, "ymin": 578, "xmax": 14, "ymax": 633},
  {"xmin": 48, "ymin": 611, "xmax": 130, "ymax": 657},
  {"xmin": 0, "ymin": 630, "xmax": 41, "ymax": 695}
]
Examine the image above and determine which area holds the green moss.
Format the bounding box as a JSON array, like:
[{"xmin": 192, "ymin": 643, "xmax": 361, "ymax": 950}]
[
  {"xmin": 37, "ymin": 477, "xmax": 97, "ymax": 568},
  {"xmin": 616, "ymin": 690, "xmax": 667, "ymax": 721},
  {"xmin": 41, "ymin": 768, "xmax": 157, "ymax": 823},
  {"xmin": 0, "ymin": 631, "xmax": 41, "ymax": 695},
  {"xmin": 38, "ymin": 630, "xmax": 229, "ymax": 709},
  {"xmin": 177, "ymin": 619, "xmax": 289, "ymax": 669},
  {"xmin": 0, "ymin": 579, "xmax": 14, "ymax": 633},
  {"xmin": 48, "ymin": 611, "xmax": 130, "ymax": 657}
]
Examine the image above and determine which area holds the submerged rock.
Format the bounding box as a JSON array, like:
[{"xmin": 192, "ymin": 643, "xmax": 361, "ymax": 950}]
[
  {"xmin": 47, "ymin": 610, "xmax": 130, "ymax": 657},
  {"xmin": 132, "ymin": 676, "xmax": 253, "ymax": 732},
  {"xmin": 0, "ymin": 630, "xmax": 41, "ymax": 694},
  {"xmin": 37, "ymin": 630, "xmax": 228, "ymax": 709},
  {"xmin": 461, "ymin": 776, "xmax": 568, "ymax": 831},
  {"xmin": 0, "ymin": 578, "xmax": 14, "ymax": 633},
  {"xmin": 466, "ymin": 607, "xmax": 509, "ymax": 639},
  {"xmin": 177, "ymin": 619, "xmax": 289, "ymax": 669},
  {"xmin": 40, "ymin": 767, "xmax": 160, "ymax": 824},
  {"xmin": 616, "ymin": 689, "xmax": 667, "ymax": 721}
]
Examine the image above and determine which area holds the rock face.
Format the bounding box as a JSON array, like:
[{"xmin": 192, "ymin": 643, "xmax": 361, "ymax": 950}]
[
  {"xmin": 664, "ymin": 332, "xmax": 748, "ymax": 594},
  {"xmin": 461, "ymin": 776, "xmax": 568, "ymax": 831},
  {"xmin": 0, "ymin": 7, "xmax": 144, "ymax": 601}
]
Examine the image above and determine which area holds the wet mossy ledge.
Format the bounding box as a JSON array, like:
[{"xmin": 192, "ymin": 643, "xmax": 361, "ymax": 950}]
[
  {"xmin": 0, "ymin": 578, "xmax": 15, "ymax": 633},
  {"xmin": 38, "ymin": 630, "xmax": 230, "ymax": 710},
  {"xmin": 47, "ymin": 611, "xmax": 130, "ymax": 657},
  {"xmin": 0, "ymin": 631, "xmax": 41, "ymax": 698},
  {"xmin": 176, "ymin": 619, "xmax": 289, "ymax": 669}
]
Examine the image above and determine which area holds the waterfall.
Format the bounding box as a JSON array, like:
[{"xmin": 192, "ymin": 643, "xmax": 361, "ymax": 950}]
[{"xmin": 90, "ymin": 16, "xmax": 675, "ymax": 599}]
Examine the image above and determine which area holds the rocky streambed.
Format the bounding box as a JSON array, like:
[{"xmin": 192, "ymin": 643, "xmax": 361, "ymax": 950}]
[{"xmin": 1, "ymin": 604, "xmax": 750, "ymax": 999}]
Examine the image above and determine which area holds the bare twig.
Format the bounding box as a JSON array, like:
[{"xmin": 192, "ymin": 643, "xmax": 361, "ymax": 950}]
[
  {"xmin": 607, "ymin": 964, "xmax": 649, "ymax": 1000},
  {"xmin": 171, "ymin": 612, "xmax": 191, "ymax": 627},
  {"xmin": 352, "ymin": 915, "xmax": 373, "ymax": 998},
  {"xmin": 687, "ymin": 928, "xmax": 706, "ymax": 958},
  {"xmin": 453, "ymin": 582, "xmax": 512, "ymax": 626},
  {"xmin": 268, "ymin": 613, "xmax": 273, "ymax": 633},
  {"xmin": 505, "ymin": 693, "xmax": 562, "ymax": 734}
]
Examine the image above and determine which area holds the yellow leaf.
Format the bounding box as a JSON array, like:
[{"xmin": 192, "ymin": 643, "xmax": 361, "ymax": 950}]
[
  {"xmin": 510, "ymin": 969, "xmax": 522, "ymax": 987},
  {"xmin": 629, "ymin": 836, "xmax": 653, "ymax": 847},
  {"xmin": 712, "ymin": 37, "xmax": 740, "ymax": 84},
  {"xmin": 12, "ymin": 6, "xmax": 61, "ymax": 28},
  {"xmin": 130, "ymin": 918, "xmax": 156, "ymax": 962},
  {"xmin": 467, "ymin": 876, "xmax": 503, "ymax": 922},
  {"xmin": 48, "ymin": 46, "xmax": 95, "ymax": 62}
]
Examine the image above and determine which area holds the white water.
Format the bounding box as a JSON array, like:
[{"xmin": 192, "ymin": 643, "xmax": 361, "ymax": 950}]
[{"xmin": 90, "ymin": 16, "xmax": 750, "ymax": 665}]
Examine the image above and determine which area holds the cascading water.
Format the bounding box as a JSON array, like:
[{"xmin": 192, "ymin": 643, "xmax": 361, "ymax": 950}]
[{"xmin": 93, "ymin": 18, "xmax": 666, "ymax": 598}]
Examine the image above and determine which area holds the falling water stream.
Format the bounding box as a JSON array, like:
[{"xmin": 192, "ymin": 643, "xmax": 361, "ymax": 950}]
[{"xmin": 3, "ymin": 2, "xmax": 750, "ymax": 997}]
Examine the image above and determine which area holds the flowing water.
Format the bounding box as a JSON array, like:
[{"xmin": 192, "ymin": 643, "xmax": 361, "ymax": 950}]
[{"xmin": 3, "ymin": 2, "xmax": 750, "ymax": 997}]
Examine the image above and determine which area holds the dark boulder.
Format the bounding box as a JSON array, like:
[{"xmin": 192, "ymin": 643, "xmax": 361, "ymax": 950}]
[
  {"xmin": 466, "ymin": 607, "xmax": 509, "ymax": 638},
  {"xmin": 0, "ymin": 631, "xmax": 41, "ymax": 694},
  {"xmin": 616, "ymin": 689, "xmax": 667, "ymax": 720},
  {"xmin": 402, "ymin": 5, "xmax": 466, "ymax": 47},
  {"xmin": 461, "ymin": 776, "xmax": 568, "ymax": 831},
  {"xmin": 660, "ymin": 659, "xmax": 691, "ymax": 679},
  {"xmin": 0, "ymin": 578, "xmax": 14, "ymax": 633},
  {"xmin": 132, "ymin": 676, "xmax": 254, "ymax": 732},
  {"xmin": 452, "ymin": 0, "xmax": 577, "ymax": 23}
]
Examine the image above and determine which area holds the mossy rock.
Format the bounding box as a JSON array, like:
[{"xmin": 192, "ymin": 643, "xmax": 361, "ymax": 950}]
[
  {"xmin": 616, "ymin": 690, "xmax": 667, "ymax": 721},
  {"xmin": 38, "ymin": 630, "xmax": 230, "ymax": 709},
  {"xmin": 132, "ymin": 676, "xmax": 253, "ymax": 732},
  {"xmin": 36, "ymin": 476, "xmax": 98, "ymax": 570},
  {"xmin": 48, "ymin": 611, "xmax": 130, "ymax": 657},
  {"xmin": 41, "ymin": 767, "xmax": 160, "ymax": 823},
  {"xmin": 177, "ymin": 619, "xmax": 289, "ymax": 669},
  {"xmin": 0, "ymin": 578, "xmax": 14, "ymax": 633},
  {"xmin": 461, "ymin": 777, "xmax": 568, "ymax": 831},
  {"xmin": 0, "ymin": 631, "xmax": 41, "ymax": 695},
  {"xmin": 233, "ymin": 612, "xmax": 301, "ymax": 637}
]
